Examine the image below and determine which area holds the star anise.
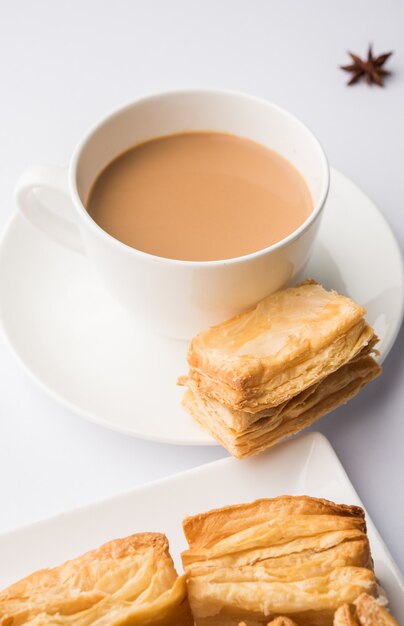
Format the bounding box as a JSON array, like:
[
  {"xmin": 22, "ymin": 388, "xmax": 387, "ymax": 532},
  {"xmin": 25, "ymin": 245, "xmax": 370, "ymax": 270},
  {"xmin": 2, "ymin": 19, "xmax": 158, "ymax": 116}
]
[{"xmin": 340, "ymin": 45, "xmax": 393, "ymax": 86}]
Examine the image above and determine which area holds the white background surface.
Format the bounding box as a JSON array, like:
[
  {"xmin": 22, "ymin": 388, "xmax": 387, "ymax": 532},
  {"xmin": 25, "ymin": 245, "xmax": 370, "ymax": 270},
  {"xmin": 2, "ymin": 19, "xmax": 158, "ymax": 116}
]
[{"xmin": 0, "ymin": 0, "xmax": 403, "ymax": 573}]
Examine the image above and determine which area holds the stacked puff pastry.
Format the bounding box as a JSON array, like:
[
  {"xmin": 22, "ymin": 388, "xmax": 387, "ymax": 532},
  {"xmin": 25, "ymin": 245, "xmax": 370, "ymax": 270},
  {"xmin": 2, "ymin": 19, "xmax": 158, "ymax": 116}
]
[
  {"xmin": 181, "ymin": 496, "xmax": 379, "ymax": 626},
  {"xmin": 179, "ymin": 280, "xmax": 381, "ymax": 458},
  {"xmin": 0, "ymin": 533, "xmax": 193, "ymax": 626}
]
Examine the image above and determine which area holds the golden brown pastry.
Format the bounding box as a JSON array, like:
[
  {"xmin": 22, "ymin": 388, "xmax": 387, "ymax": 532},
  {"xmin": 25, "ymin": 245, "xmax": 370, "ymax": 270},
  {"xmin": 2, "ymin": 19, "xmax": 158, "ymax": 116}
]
[
  {"xmin": 182, "ymin": 496, "xmax": 378, "ymax": 626},
  {"xmin": 334, "ymin": 603, "xmax": 361, "ymax": 626},
  {"xmin": 0, "ymin": 533, "xmax": 193, "ymax": 626},
  {"xmin": 267, "ymin": 615, "xmax": 297, "ymax": 626},
  {"xmin": 180, "ymin": 280, "xmax": 380, "ymax": 458},
  {"xmin": 239, "ymin": 620, "xmax": 298, "ymax": 626},
  {"xmin": 354, "ymin": 593, "xmax": 399, "ymax": 625},
  {"xmin": 185, "ymin": 280, "xmax": 376, "ymax": 413},
  {"xmin": 183, "ymin": 350, "xmax": 380, "ymax": 458},
  {"xmin": 334, "ymin": 593, "xmax": 399, "ymax": 626}
]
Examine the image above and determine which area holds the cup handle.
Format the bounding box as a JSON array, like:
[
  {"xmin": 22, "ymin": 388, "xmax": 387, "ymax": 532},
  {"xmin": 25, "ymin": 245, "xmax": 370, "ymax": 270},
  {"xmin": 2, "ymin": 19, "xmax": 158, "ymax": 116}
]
[{"xmin": 15, "ymin": 165, "xmax": 85, "ymax": 254}]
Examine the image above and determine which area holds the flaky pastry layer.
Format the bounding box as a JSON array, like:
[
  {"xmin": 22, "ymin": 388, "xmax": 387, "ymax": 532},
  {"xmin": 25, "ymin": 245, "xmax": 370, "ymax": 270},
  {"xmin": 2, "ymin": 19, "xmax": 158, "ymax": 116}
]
[
  {"xmin": 334, "ymin": 593, "xmax": 399, "ymax": 626},
  {"xmin": 0, "ymin": 533, "xmax": 193, "ymax": 626},
  {"xmin": 182, "ymin": 496, "xmax": 377, "ymax": 626},
  {"xmin": 183, "ymin": 351, "xmax": 381, "ymax": 458},
  {"xmin": 185, "ymin": 281, "xmax": 376, "ymax": 412}
]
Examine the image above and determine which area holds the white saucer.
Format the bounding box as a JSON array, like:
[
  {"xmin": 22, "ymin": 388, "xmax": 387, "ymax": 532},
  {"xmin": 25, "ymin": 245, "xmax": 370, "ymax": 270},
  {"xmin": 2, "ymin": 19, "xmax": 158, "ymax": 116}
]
[{"xmin": 0, "ymin": 168, "xmax": 403, "ymax": 444}]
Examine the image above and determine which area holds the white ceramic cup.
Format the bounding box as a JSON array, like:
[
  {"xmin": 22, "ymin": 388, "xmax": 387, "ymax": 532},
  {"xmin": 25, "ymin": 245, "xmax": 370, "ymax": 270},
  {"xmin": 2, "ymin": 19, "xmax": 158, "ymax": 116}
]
[{"xmin": 16, "ymin": 89, "xmax": 329, "ymax": 339}]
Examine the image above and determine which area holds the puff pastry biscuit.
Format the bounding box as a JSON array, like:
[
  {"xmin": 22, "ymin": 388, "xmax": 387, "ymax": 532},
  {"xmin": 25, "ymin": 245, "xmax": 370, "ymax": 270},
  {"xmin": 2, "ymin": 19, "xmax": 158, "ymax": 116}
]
[
  {"xmin": 182, "ymin": 496, "xmax": 378, "ymax": 626},
  {"xmin": 185, "ymin": 280, "xmax": 376, "ymax": 412},
  {"xmin": 183, "ymin": 350, "xmax": 380, "ymax": 458},
  {"xmin": 180, "ymin": 280, "xmax": 380, "ymax": 458},
  {"xmin": 0, "ymin": 533, "xmax": 193, "ymax": 626},
  {"xmin": 334, "ymin": 593, "xmax": 399, "ymax": 626}
]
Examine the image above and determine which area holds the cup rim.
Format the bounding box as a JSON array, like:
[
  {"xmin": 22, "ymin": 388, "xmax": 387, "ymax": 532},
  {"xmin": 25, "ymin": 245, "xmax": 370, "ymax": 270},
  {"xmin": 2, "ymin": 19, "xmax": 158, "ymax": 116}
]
[{"xmin": 69, "ymin": 87, "xmax": 330, "ymax": 267}]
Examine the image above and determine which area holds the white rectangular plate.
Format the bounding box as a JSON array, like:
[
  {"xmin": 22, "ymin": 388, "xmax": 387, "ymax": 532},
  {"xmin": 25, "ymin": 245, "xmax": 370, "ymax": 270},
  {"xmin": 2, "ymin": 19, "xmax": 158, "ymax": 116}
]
[{"xmin": 1, "ymin": 432, "xmax": 403, "ymax": 619}]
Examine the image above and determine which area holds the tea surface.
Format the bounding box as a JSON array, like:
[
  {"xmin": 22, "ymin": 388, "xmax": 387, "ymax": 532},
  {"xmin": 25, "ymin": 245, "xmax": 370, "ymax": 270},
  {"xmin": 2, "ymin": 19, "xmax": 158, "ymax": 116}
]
[{"xmin": 87, "ymin": 132, "xmax": 313, "ymax": 261}]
